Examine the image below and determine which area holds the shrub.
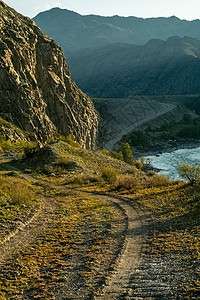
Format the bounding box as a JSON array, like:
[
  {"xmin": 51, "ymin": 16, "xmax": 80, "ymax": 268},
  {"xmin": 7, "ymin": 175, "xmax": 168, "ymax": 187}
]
[
  {"xmin": 146, "ymin": 174, "xmax": 171, "ymax": 187},
  {"xmin": 101, "ymin": 167, "xmax": 117, "ymax": 184},
  {"xmin": 115, "ymin": 174, "xmax": 139, "ymax": 191},
  {"xmin": 133, "ymin": 160, "xmax": 143, "ymax": 169},
  {"xmin": 102, "ymin": 149, "xmax": 124, "ymax": 161},
  {"xmin": 73, "ymin": 174, "xmax": 100, "ymax": 185},
  {"xmin": 102, "ymin": 143, "xmax": 133, "ymax": 164},
  {"xmin": 120, "ymin": 143, "xmax": 134, "ymax": 164},
  {"xmin": 129, "ymin": 166, "xmax": 138, "ymax": 176},
  {"xmin": 0, "ymin": 138, "xmax": 38, "ymax": 155},
  {"xmin": 178, "ymin": 163, "xmax": 200, "ymax": 183},
  {"xmin": 102, "ymin": 149, "xmax": 109, "ymax": 156},
  {"xmin": 65, "ymin": 134, "xmax": 80, "ymax": 148},
  {"xmin": 0, "ymin": 139, "xmax": 13, "ymax": 152},
  {"xmin": 111, "ymin": 150, "xmax": 124, "ymax": 161},
  {"xmin": 0, "ymin": 176, "xmax": 37, "ymax": 207}
]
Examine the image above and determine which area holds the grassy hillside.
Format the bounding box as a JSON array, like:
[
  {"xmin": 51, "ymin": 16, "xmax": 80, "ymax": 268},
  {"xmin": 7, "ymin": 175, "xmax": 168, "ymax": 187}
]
[{"xmin": 0, "ymin": 138, "xmax": 199, "ymax": 299}]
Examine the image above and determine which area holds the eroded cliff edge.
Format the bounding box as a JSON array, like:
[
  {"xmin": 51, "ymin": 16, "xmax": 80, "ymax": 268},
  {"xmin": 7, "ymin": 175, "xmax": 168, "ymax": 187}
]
[{"xmin": 0, "ymin": 1, "xmax": 98, "ymax": 149}]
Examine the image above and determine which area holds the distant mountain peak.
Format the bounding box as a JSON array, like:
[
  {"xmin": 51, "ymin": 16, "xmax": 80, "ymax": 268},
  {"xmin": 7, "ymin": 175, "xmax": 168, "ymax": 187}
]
[{"xmin": 33, "ymin": 9, "xmax": 200, "ymax": 54}]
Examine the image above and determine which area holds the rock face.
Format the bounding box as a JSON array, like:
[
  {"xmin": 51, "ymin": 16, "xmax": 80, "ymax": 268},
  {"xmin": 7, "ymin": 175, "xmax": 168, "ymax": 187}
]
[
  {"xmin": 0, "ymin": 1, "xmax": 98, "ymax": 149},
  {"xmin": 0, "ymin": 117, "xmax": 28, "ymax": 142}
]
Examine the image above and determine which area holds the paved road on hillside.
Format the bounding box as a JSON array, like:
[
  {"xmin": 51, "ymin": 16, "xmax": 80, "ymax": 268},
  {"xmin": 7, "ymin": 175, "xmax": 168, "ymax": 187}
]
[{"xmin": 105, "ymin": 102, "xmax": 174, "ymax": 150}]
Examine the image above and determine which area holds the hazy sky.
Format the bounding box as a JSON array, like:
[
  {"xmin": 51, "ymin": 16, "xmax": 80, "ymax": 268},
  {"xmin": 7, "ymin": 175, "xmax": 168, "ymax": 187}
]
[{"xmin": 3, "ymin": 0, "xmax": 200, "ymax": 20}]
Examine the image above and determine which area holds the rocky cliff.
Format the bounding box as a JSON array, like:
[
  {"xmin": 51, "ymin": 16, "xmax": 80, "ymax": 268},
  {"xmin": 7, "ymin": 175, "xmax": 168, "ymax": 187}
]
[{"xmin": 0, "ymin": 0, "xmax": 98, "ymax": 149}]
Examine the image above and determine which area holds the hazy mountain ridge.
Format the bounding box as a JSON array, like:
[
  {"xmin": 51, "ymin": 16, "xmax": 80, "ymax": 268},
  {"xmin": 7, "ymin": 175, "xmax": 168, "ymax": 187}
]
[
  {"xmin": 33, "ymin": 8, "xmax": 200, "ymax": 97},
  {"xmin": 0, "ymin": 1, "xmax": 98, "ymax": 148},
  {"xmin": 69, "ymin": 36, "xmax": 200, "ymax": 97},
  {"xmin": 33, "ymin": 7, "xmax": 200, "ymax": 57}
]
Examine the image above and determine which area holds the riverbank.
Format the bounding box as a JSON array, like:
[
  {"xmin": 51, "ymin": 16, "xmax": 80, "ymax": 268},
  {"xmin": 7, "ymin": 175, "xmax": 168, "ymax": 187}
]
[
  {"xmin": 133, "ymin": 138, "xmax": 200, "ymax": 159},
  {"xmin": 141, "ymin": 142, "xmax": 200, "ymax": 180}
]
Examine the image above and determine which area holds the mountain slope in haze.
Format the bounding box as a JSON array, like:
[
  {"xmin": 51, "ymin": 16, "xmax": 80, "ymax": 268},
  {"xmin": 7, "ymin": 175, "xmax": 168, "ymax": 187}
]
[
  {"xmin": 33, "ymin": 8, "xmax": 200, "ymax": 59},
  {"xmin": 69, "ymin": 36, "xmax": 200, "ymax": 97},
  {"xmin": 0, "ymin": 1, "xmax": 98, "ymax": 149}
]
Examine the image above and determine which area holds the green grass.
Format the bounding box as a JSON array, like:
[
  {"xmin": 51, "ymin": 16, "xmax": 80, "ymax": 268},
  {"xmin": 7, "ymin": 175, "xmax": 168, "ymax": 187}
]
[
  {"xmin": 1, "ymin": 138, "xmax": 199, "ymax": 298},
  {"xmin": 0, "ymin": 188, "xmax": 124, "ymax": 299},
  {"xmin": 0, "ymin": 175, "xmax": 40, "ymax": 241}
]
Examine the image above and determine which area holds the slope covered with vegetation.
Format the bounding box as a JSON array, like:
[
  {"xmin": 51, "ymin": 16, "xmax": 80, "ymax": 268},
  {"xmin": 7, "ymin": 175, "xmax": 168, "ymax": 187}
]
[{"xmin": 0, "ymin": 136, "xmax": 199, "ymax": 299}]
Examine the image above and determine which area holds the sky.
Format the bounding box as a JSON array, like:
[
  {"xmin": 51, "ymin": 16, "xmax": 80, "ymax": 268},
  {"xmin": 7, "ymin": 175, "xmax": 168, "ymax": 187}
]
[{"xmin": 3, "ymin": 0, "xmax": 200, "ymax": 20}]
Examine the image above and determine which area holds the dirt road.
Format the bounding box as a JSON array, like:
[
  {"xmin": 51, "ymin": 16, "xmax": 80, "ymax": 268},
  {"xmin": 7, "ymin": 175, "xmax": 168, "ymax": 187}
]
[
  {"xmin": 104, "ymin": 100, "xmax": 174, "ymax": 150},
  {"xmin": 0, "ymin": 159, "xmax": 180, "ymax": 299}
]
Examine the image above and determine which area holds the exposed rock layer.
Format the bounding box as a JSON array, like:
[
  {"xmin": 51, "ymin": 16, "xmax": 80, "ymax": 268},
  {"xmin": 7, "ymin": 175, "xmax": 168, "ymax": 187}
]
[{"xmin": 0, "ymin": 1, "xmax": 98, "ymax": 148}]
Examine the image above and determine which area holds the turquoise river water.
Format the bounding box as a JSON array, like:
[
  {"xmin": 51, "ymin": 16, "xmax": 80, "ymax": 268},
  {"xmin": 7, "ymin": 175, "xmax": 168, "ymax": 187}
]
[{"xmin": 146, "ymin": 147, "xmax": 200, "ymax": 180}]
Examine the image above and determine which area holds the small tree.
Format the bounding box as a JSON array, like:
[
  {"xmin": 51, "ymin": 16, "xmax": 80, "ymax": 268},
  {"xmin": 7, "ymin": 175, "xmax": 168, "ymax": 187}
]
[
  {"xmin": 178, "ymin": 163, "xmax": 200, "ymax": 183},
  {"xmin": 111, "ymin": 150, "xmax": 124, "ymax": 161},
  {"xmin": 120, "ymin": 143, "xmax": 134, "ymax": 164}
]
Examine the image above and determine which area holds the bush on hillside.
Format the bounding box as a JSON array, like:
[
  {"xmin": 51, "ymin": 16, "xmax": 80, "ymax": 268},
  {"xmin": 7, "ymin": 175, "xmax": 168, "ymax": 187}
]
[
  {"xmin": 120, "ymin": 143, "xmax": 134, "ymax": 164},
  {"xmin": 0, "ymin": 138, "xmax": 38, "ymax": 155},
  {"xmin": 178, "ymin": 163, "xmax": 200, "ymax": 183},
  {"xmin": 102, "ymin": 142, "xmax": 133, "ymax": 164},
  {"xmin": 133, "ymin": 160, "xmax": 143, "ymax": 169},
  {"xmin": 102, "ymin": 149, "xmax": 124, "ymax": 161},
  {"xmin": 111, "ymin": 150, "xmax": 124, "ymax": 161},
  {"xmin": 0, "ymin": 176, "xmax": 37, "ymax": 207},
  {"xmin": 146, "ymin": 174, "xmax": 171, "ymax": 187},
  {"xmin": 115, "ymin": 174, "xmax": 139, "ymax": 191},
  {"xmin": 101, "ymin": 167, "xmax": 117, "ymax": 184},
  {"xmin": 65, "ymin": 134, "xmax": 80, "ymax": 148},
  {"xmin": 72, "ymin": 174, "xmax": 100, "ymax": 185}
]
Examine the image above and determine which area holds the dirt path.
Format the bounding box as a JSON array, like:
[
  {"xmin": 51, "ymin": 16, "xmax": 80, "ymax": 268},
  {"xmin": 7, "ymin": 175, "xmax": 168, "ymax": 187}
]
[
  {"xmin": 87, "ymin": 194, "xmax": 145, "ymax": 299},
  {"xmin": 88, "ymin": 194, "xmax": 179, "ymax": 300},
  {"xmin": 0, "ymin": 197, "xmax": 56, "ymax": 266},
  {"xmin": 0, "ymin": 158, "xmax": 145, "ymax": 298},
  {"xmin": 0, "ymin": 159, "xmax": 178, "ymax": 299}
]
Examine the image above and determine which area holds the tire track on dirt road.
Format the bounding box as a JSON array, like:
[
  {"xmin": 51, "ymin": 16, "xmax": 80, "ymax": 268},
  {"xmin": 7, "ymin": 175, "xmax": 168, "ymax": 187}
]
[{"xmin": 80, "ymin": 192, "xmax": 145, "ymax": 300}]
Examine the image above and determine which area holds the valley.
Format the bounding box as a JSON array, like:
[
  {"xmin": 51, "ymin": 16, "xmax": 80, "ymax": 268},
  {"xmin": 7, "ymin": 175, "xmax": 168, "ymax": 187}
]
[{"xmin": 0, "ymin": 0, "xmax": 199, "ymax": 299}]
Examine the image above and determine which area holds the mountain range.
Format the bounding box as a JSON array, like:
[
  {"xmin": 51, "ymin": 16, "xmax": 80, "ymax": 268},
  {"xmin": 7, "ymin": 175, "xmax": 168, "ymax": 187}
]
[
  {"xmin": 69, "ymin": 36, "xmax": 200, "ymax": 97},
  {"xmin": 33, "ymin": 8, "xmax": 200, "ymax": 97},
  {"xmin": 33, "ymin": 8, "xmax": 200, "ymax": 56}
]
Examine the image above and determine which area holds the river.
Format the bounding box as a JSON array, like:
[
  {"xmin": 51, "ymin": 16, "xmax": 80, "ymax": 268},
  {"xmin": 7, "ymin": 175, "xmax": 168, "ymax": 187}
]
[{"xmin": 146, "ymin": 146, "xmax": 200, "ymax": 180}]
